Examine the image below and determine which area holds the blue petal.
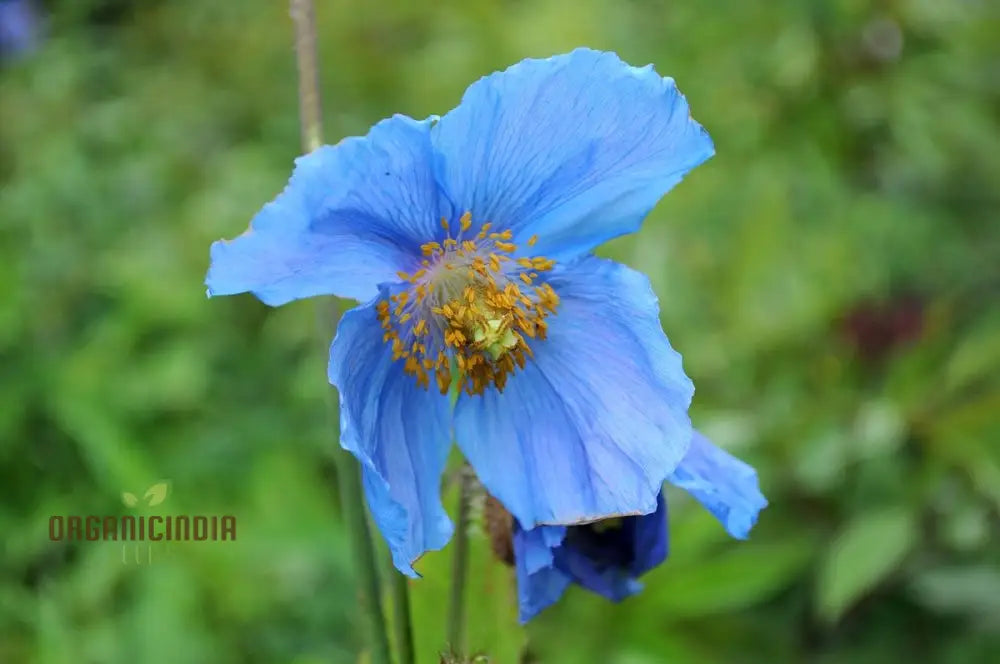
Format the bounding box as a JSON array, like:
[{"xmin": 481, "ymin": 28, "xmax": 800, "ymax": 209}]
[
  {"xmin": 513, "ymin": 526, "xmax": 572, "ymax": 623},
  {"xmin": 207, "ymin": 114, "xmax": 443, "ymax": 305},
  {"xmin": 554, "ymin": 492, "xmax": 668, "ymax": 601},
  {"xmin": 513, "ymin": 494, "xmax": 668, "ymax": 622},
  {"xmin": 453, "ymin": 256, "xmax": 693, "ymax": 530},
  {"xmin": 668, "ymin": 432, "xmax": 768, "ymax": 539},
  {"xmin": 431, "ymin": 48, "xmax": 714, "ymax": 262},
  {"xmin": 553, "ymin": 548, "xmax": 643, "ymax": 603},
  {"xmin": 628, "ymin": 492, "xmax": 669, "ymax": 578},
  {"xmin": 328, "ymin": 298, "xmax": 453, "ymax": 576}
]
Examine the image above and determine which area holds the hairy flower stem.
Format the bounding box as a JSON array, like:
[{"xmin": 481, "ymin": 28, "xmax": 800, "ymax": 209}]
[
  {"xmin": 447, "ymin": 464, "xmax": 473, "ymax": 653},
  {"xmin": 290, "ymin": 3, "xmax": 391, "ymax": 664},
  {"xmin": 389, "ymin": 560, "xmax": 415, "ymax": 664},
  {"xmin": 289, "ymin": 0, "xmax": 322, "ymax": 154},
  {"xmin": 333, "ymin": 447, "xmax": 391, "ymax": 664}
]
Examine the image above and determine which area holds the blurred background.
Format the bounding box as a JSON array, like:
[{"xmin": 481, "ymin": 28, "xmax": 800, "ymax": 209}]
[{"xmin": 2, "ymin": 0, "xmax": 998, "ymax": 662}]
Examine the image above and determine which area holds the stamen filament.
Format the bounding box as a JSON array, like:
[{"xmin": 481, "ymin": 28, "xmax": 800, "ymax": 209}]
[{"xmin": 376, "ymin": 212, "xmax": 560, "ymax": 395}]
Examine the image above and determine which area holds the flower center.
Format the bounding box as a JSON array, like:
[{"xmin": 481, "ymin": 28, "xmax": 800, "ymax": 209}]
[
  {"xmin": 376, "ymin": 212, "xmax": 559, "ymax": 396},
  {"xmin": 589, "ymin": 518, "xmax": 625, "ymax": 534}
]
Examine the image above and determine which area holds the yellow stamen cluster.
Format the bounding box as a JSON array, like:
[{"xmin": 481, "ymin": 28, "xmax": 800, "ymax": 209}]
[{"xmin": 375, "ymin": 212, "xmax": 559, "ymax": 396}]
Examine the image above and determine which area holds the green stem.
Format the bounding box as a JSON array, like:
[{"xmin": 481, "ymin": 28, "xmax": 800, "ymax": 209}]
[
  {"xmin": 289, "ymin": 0, "xmax": 323, "ymax": 154},
  {"xmin": 333, "ymin": 443, "xmax": 392, "ymax": 664},
  {"xmin": 289, "ymin": 3, "xmax": 391, "ymax": 663},
  {"xmin": 446, "ymin": 464, "xmax": 473, "ymax": 654},
  {"xmin": 389, "ymin": 559, "xmax": 415, "ymax": 664}
]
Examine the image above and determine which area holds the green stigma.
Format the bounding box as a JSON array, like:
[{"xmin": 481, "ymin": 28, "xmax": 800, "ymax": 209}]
[
  {"xmin": 472, "ymin": 318, "xmax": 519, "ymax": 361},
  {"xmin": 590, "ymin": 517, "xmax": 625, "ymax": 534}
]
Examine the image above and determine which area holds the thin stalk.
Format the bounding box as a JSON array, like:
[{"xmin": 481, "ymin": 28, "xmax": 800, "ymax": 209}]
[
  {"xmin": 446, "ymin": 464, "xmax": 473, "ymax": 653},
  {"xmin": 388, "ymin": 559, "xmax": 415, "ymax": 664},
  {"xmin": 289, "ymin": 3, "xmax": 391, "ymax": 663},
  {"xmin": 289, "ymin": 0, "xmax": 323, "ymax": 154},
  {"xmin": 333, "ymin": 444, "xmax": 392, "ymax": 664}
]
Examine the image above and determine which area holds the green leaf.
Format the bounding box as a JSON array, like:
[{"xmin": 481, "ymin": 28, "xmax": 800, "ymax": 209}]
[
  {"xmin": 643, "ymin": 536, "xmax": 814, "ymax": 617},
  {"xmin": 927, "ymin": 389, "xmax": 1000, "ymax": 508},
  {"xmin": 815, "ymin": 507, "xmax": 918, "ymax": 622},
  {"xmin": 944, "ymin": 310, "xmax": 1000, "ymax": 393},
  {"xmin": 909, "ymin": 566, "xmax": 1000, "ymax": 621}
]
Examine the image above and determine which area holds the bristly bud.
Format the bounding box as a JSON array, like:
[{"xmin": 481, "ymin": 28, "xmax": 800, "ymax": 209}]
[{"xmin": 483, "ymin": 494, "xmax": 514, "ymax": 566}]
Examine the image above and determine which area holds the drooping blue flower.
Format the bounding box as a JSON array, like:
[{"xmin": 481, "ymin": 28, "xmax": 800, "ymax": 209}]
[
  {"xmin": 513, "ymin": 431, "xmax": 767, "ymax": 622},
  {"xmin": 206, "ymin": 48, "xmax": 715, "ymax": 576}
]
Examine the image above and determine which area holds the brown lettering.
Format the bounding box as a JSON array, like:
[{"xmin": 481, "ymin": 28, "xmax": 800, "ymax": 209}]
[
  {"xmin": 174, "ymin": 516, "xmax": 189, "ymax": 540},
  {"xmin": 193, "ymin": 516, "xmax": 208, "ymax": 541},
  {"xmin": 49, "ymin": 516, "xmax": 64, "ymax": 541},
  {"xmin": 67, "ymin": 516, "xmax": 82, "ymax": 540},
  {"xmin": 120, "ymin": 515, "xmax": 136, "ymax": 541},
  {"xmin": 149, "ymin": 516, "xmax": 163, "ymax": 541},
  {"xmin": 85, "ymin": 516, "xmax": 100, "ymax": 541},
  {"xmin": 103, "ymin": 516, "xmax": 118, "ymax": 540},
  {"xmin": 221, "ymin": 516, "xmax": 236, "ymax": 541}
]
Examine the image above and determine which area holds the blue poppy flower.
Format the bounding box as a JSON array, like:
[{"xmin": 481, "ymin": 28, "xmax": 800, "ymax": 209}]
[
  {"xmin": 513, "ymin": 432, "xmax": 767, "ymax": 622},
  {"xmin": 206, "ymin": 48, "xmax": 715, "ymax": 576}
]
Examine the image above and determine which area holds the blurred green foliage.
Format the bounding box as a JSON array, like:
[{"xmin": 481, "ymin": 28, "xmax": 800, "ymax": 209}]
[{"xmin": 2, "ymin": 0, "xmax": 999, "ymax": 662}]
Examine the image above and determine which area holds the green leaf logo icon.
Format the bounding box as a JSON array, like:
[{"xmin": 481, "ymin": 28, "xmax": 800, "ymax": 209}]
[
  {"xmin": 122, "ymin": 492, "xmax": 138, "ymax": 507},
  {"xmin": 144, "ymin": 482, "xmax": 170, "ymax": 506}
]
